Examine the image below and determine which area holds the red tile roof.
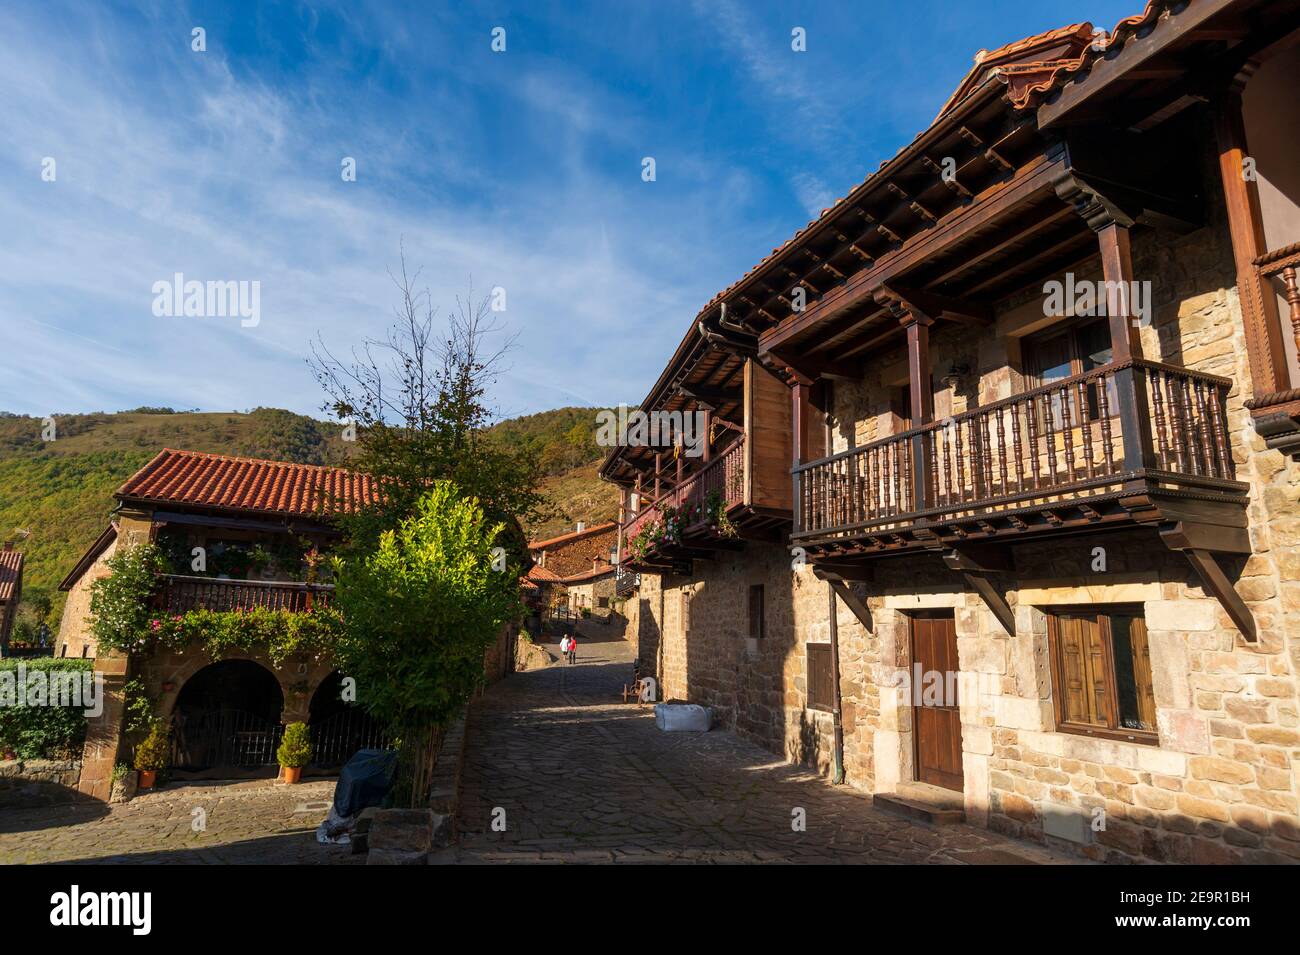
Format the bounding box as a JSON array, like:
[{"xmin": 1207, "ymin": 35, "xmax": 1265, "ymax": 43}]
[
  {"xmin": 117, "ymin": 449, "xmax": 378, "ymax": 520},
  {"xmin": 526, "ymin": 564, "xmax": 563, "ymax": 584},
  {"xmin": 0, "ymin": 548, "xmax": 22, "ymax": 603}
]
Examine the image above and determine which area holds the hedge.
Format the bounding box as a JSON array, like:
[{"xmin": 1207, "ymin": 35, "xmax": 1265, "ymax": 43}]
[{"xmin": 0, "ymin": 658, "xmax": 95, "ymax": 760}]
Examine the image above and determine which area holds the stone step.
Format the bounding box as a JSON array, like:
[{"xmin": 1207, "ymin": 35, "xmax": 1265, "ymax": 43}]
[{"xmin": 873, "ymin": 785, "xmax": 966, "ymax": 826}]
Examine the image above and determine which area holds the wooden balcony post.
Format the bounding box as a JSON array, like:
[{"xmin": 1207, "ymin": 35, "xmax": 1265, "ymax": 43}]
[
  {"xmin": 702, "ymin": 408, "xmax": 712, "ymax": 463},
  {"xmin": 1096, "ymin": 221, "xmax": 1157, "ymax": 475},
  {"xmin": 616, "ymin": 488, "xmax": 627, "ymax": 563},
  {"xmin": 791, "ymin": 372, "xmax": 814, "ymax": 533},
  {"xmin": 654, "ymin": 452, "xmax": 662, "ymax": 500},
  {"xmin": 1213, "ymin": 83, "xmax": 1288, "ymax": 398},
  {"xmin": 902, "ymin": 310, "xmax": 935, "ymax": 510}
]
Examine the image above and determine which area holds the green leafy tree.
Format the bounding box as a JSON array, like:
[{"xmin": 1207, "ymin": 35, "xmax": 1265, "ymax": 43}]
[{"xmin": 331, "ymin": 483, "xmax": 520, "ymax": 803}]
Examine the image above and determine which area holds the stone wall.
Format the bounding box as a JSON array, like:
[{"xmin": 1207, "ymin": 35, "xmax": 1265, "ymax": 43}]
[
  {"xmin": 0, "ymin": 758, "xmax": 83, "ymax": 808},
  {"xmin": 616, "ymin": 134, "xmax": 1300, "ymax": 863}
]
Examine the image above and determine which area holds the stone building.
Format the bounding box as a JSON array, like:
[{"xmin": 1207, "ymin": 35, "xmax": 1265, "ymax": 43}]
[
  {"xmin": 606, "ymin": 0, "xmax": 1300, "ymax": 864},
  {"xmin": 529, "ymin": 522, "xmax": 618, "ymax": 612}
]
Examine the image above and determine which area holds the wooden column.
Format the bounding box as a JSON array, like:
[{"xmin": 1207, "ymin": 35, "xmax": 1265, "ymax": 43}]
[
  {"xmin": 1213, "ymin": 85, "xmax": 1288, "ymax": 398},
  {"xmin": 701, "ymin": 408, "xmax": 713, "ymax": 463},
  {"xmin": 616, "ymin": 488, "xmax": 627, "ymax": 563},
  {"xmin": 902, "ymin": 311, "xmax": 935, "ymax": 511},
  {"xmin": 1096, "ymin": 220, "xmax": 1157, "ymax": 475},
  {"xmin": 791, "ymin": 374, "xmax": 813, "ymax": 534},
  {"xmin": 653, "ymin": 452, "xmax": 662, "ymax": 500}
]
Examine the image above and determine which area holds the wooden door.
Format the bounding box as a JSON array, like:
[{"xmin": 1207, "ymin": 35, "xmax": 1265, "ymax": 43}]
[{"xmin": 911, "ymin": 611, "xmax": 964, "ymax": 792}]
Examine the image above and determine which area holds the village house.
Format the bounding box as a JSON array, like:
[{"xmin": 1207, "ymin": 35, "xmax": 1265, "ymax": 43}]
[
  {"xmin": 0, "ymin": 543, "xmax": 23, "ymax": 654},
  {"xmin": 61, "ymin": 448, "xmax": 514, "ymax": 798},
  {"xmin": 606, "ymin": 0, "xmax": 1300, "ymax": 864},
  {"xmin": 528, "ymin": 521, "xmax": 619, "ymax": 615}
]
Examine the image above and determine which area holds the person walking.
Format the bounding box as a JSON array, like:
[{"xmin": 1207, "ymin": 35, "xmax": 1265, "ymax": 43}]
[
  {"xmin": 566, "ymin": 632, "xmax": 578, "ymax": 665},
  {"xmin": 559, "ymin": 633, "xmax": 572, "ymax": 663}
]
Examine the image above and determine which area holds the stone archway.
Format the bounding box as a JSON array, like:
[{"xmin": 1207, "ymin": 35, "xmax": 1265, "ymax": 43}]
[
  {"xmin": 169, "ymin": 659, "xmax": 285, "ymax": 779},
  {"xmin": 305, "ymin": 672, "xmax": 391, "ymax": 771}
]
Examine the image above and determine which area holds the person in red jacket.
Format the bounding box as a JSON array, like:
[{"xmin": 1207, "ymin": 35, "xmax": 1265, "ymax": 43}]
[{"xmin": 566, "ymin": 633, "xmax": 577, "ymax": 665}]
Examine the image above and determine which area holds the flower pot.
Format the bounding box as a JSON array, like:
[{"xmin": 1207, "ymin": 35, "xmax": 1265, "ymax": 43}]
[
  {"xmin": 137, "ymin": 769, "xmax": 156, "ymax": 790},
  {"xmin": 282, "ymin": 766, "xmax": 302, "ymax": 784}
]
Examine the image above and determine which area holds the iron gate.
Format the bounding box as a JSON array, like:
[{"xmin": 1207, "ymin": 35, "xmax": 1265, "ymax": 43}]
[
  {"xmin": 170, "ymin": 708, "xmax": 284, "ymax": 771},
  {"xmin": 309, "ymin": 707, "xmax": 392, "ymax": 768}
]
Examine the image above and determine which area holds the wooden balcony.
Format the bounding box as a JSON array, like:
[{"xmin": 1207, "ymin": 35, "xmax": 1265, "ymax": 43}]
[
  {"xmin": 152, "ymin": 574, "xmax": 334, "ymax": 614},
  {"xmin": 622, "ymin": 438, "xmax": 746, "ymax": 568},
  {"xmin": 794, "ymin": 358, "xmax": 1247, "ymax": 555}
]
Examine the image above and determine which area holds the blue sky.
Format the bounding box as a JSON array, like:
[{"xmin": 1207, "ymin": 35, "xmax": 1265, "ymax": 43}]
[{"xmin": 0, "ymin": 0, "xmax": 1141, "ymax": 422}]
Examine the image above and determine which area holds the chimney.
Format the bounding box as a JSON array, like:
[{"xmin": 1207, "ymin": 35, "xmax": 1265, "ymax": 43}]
[{"xmin": 575, "ymin": 521, "xmax": 585, "ymax": 533}]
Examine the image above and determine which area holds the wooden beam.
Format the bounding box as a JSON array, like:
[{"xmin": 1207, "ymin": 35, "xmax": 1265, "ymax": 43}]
[
  {"xmin": 1214, "ymin": 87, "xmax": 1289, "ymax": 399},
  {"xmin": 879, "ymin": 284, "xmax": 992, "ymax": 325},
  {"xmin": 1182, "ymin": 548, "xmax": 1256, "ymax": 643},
  {"xmin": 824, "ymin": 578, "xmax": 873, "ymax": 634},
  {"xmin": 759, "ymin": 157, "xmax": 1064, "ymax": 356},
  {"xmin": 962, "ymin": 572, "xmax": 1016, "ymax": 636}
]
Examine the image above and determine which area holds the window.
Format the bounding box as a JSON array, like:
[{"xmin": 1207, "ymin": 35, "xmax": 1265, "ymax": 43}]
[
  {"xmin": 1024, "ymin": 318, "xmax": 1114, "ymax": 423},
  {"xmin": 807, "ymin": 643, "xmax": 834, "ymax": 712},
  {"xmin": 1047, "ymin": 607, "xmax": 1156, "ymax": 743},
  {"xmin": 60, "ymin": 643, "xmax": 67, "ymax": 658},
  {"xmin": 748, "ymin": 585, "xmax": 765, "ymax": 640}
]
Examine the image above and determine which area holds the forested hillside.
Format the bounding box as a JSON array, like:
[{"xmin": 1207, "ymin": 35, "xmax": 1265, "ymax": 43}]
[{"xmin": 0, "ymin": 405, "xmax": 620, "ymax": 636}]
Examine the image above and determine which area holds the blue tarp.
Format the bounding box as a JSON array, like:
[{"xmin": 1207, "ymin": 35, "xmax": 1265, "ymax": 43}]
[{"xmin": 333, "ymin": 748, "xmax": 398, "ymax": 817}]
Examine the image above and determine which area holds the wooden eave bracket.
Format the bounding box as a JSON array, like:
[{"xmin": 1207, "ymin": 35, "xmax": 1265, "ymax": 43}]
[
  {"xmin": 1159, "ymin": 521, "xmax": 1256, "ymax": 642},
  {"xmin": 819, "ymin": 575, "xmax": 874, "ymax": 634},
  {"xmin": 941, "ymin": 544, "xmax": 1015, "ymax": 637}
]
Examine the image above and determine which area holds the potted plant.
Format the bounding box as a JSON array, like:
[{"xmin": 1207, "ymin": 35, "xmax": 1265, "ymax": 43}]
[
  {"xmin": 133, "ymin": 720, "xmax": 170, "ymax": 790},
  {"xmin": 276, "ymin": 721, "xmax": 312, "ymax": 784}
]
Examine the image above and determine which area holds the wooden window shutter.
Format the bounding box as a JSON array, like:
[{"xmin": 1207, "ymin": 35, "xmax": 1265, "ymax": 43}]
[
  {"xmin": 807, "ymin": 643, "xmax": 833, "ymax": 711},
  {"xmin": 1128, "ymin": 615, "xmax": 1156, "ymax": 729},
  {"xmin": 1056, "ymin": 613, "xmax": 1110, "ymax": 727}
]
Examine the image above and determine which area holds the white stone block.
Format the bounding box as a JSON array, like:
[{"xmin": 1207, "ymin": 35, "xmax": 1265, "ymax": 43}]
[
  {"xmin": 994, "ymin": 695, "xmax": 1052, "ymax": 731},
  {"xmin": 1135, "ymin": 746, "xmax": 1187, "ymax": 776},
  {"xmin": 1042, "ymin": 802, "xmax": 1093, "ymax": 844},
  {"xmin": 1146, "ymin": 600, "xmax": 1217, "ymax": 632}
]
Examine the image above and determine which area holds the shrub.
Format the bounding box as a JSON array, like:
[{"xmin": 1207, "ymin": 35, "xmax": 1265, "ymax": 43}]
[
  {"xmin": 276, "ymin": 722, "xmax": 312, "ymax": 769},
  {"xmin": 133, "ymin": 720, "xmax": 170, "ymax": 772},
  {"xmin": 0, "ymin": 658, "xmax": 95, "ymax": 759}
]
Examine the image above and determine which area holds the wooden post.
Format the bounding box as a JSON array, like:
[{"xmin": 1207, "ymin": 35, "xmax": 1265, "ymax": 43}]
[
  {"xmin": 702, "ymin": 408, "xmax": 713, "ymax": 463},
  {"xmin": 1213, "ymin": 85, "xmax": 1288, "ymax": 398},
  {"xmin": 902, "ymin": 311, "xmax": 935, "ymax": 511},
  {"xmin": 1097, "ymin": 221, "xmax": 1157, "ymax": 475},
  {"xmin": 791, "ymin": 375, "xmax": 812, "ymax": 533},
  {"xmin": 616, "ymin": 488, "xmax": 627, "ymax": 563},
  {"xmin": 654, "ymin": 452, "xmax": 662, "ymax": 500}
]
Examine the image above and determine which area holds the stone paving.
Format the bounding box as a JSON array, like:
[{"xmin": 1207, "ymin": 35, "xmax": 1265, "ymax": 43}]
[
  {"xmin": 0, "ymin": 778, "xmax": 354, "ymax": 865},
  {"xmin": 451, "ymin": 630, "xmax": 1081, "ymax": 864},
  {"xmin": 0, "ymin": 629, "xmax": 1085, "ymax": 865}
]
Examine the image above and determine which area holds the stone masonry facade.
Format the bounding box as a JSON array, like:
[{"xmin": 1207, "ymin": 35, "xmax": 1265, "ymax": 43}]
[{"xmin": 623, "ymin": 138, "xmax": 1300, "ymax": 864}]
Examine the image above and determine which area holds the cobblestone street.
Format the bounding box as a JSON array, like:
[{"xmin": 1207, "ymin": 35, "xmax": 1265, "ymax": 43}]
[
  {"xmin": 1, "ymin": 631, "xmax": 1084, "ymax": 865},
  {"xmin": 452, "ymin": 630, "xmax": 1080, "ymax": 864},
  {"xmin": 0, "ymin": 779, "xmax": 354, "ymax": 865}
]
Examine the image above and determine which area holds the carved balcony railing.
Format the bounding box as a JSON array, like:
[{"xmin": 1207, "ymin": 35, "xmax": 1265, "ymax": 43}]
[
  {"xmin": 794, "ymin": 358, "xmax": 1240, "ymax": 544},
  {"xmin": 152, "ymin": 574, "xmax": 334, "ymax": 614},
  {"xmin": 1257, "ymin": 241, "xmax": 1300, "ymax": 359},
  {"xmin": 622, "ymin": 437, "xmax": 746, "ymax": 559}
]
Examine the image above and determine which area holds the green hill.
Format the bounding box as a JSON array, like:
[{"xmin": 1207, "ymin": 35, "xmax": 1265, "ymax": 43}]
[{"xmin": 0, "ymin": 405, "xmax": 620, "ymax": 636}]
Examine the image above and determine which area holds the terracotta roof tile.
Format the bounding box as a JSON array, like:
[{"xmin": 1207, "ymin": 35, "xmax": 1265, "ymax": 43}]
[
  {"xmin": 526, "ymin": 564, "xmax": 563, "ymax": 584},
  {"xmin": 116, "ymin": 449, "xmax": 377, "ymax": 519},
  {"xmin": 0, "ymin": 549, "xmax": 22, "ymax": 603}
]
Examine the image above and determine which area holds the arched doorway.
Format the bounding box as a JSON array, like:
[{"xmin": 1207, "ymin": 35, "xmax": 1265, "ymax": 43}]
[
  {"xmin": 307, "ymin": 672, "xmax": 391, "ymax": 772},
  {"xmin": 170, "ymin": 660, "xmax": 285, "ymax": 779}
]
